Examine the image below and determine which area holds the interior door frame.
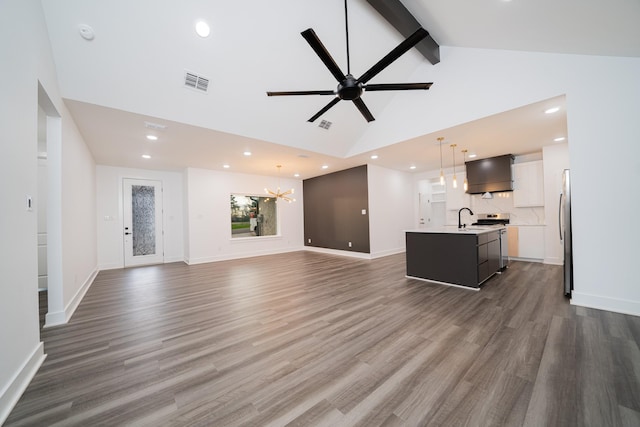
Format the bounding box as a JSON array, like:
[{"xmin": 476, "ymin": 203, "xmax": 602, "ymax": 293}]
[{"xmin": 122, "ymin": 178, "xmax": 164, "ymax": 267}]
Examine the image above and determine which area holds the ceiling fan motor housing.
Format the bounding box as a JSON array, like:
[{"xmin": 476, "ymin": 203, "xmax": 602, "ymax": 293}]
[{"xmin": 337, "ymin": 74, "xmax": 363, "ymax": 100}]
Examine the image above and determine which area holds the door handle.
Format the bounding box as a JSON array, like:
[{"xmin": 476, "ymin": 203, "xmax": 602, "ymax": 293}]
[{"xmin": 558, "ymin": 193, "xmax": 563, "ymax": 241}]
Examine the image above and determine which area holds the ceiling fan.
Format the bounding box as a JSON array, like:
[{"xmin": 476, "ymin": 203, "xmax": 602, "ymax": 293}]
[{"xmin": 266, "ymin": 0, "xmax": 433, "ymax": 123}]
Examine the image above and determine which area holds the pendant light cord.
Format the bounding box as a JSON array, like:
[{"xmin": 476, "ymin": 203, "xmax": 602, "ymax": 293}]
[
  {"xmin": 452, "ymin": 146, "xmax": 456, "ymax": 175},
  {"xmin": 344, "ymin": 0, "xmax": 351, "ymax": 75},
  {"xmin": 438, "ymin": 137, "xmax": 443, "ymax": 172}
]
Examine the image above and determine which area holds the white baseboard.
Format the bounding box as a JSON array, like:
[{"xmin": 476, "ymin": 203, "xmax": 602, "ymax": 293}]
[
  {"xmin": 303, "ymin": 246, "xmax": 372, "ymax": 259},
  {"xmin": 45, "ymin": 268, "xmax": 98, "ymax": 327},
  {"xmin": 571, "ymin": 292, "xmax": 640, "ymax": 317},
  {"xmin": 100, "ymin": 256, "xmax": 186, "ymax": 270},
  {"xmin": 405, "ymin": 275, "xmax": 480, "ymax": 291},
  {"xmin": 186, "ymin": 247, "xmax": 303, "ymax": 265},
  {"xmin": 0, "ymin": 342, "xmax": 46, "ymax": 425},
  {"xmin": 370, "ymin": 247, "xmax": 405, "ymax": 259},
  {"xmin": 98, "ymin": 262, "xmax": 122, "ymax": 270},
  {"xmin": 544, "ymin": 254, "xmax": 563, "ymax": 265},
  {"xmin": 510, "ymin": 257, "xmax": 544, "ymax": 263}
]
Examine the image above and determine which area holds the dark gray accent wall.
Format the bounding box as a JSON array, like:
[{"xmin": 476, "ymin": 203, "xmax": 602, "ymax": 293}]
[{"xmin": 303, "ymin": 165, "xmax": 370, "ymax": 253}]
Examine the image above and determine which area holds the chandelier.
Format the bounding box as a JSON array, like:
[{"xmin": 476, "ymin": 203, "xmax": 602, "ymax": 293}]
[{"xmin": 265, "ymin": 165, "xmax": 295, "ymax": 203}]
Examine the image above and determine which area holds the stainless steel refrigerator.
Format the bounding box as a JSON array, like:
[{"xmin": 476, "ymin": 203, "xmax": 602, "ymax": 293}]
[{"xmin": 559, "ymin": 169, "xmax": 573, "ymax": 297}]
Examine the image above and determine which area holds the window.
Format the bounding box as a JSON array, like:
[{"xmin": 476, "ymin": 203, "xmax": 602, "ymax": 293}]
[{"xmin": 230, "ymin": 194, "xmax": 278, "ymax": 238}]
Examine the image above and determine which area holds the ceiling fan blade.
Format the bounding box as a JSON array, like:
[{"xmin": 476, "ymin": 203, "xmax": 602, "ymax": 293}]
[
  {"xmin": 364, "ymin": 82, "xmax": 433, "ymax": 91},
  {"xmin": 301, "ymin": 29, "xmax": 346, "ymax": 83},
  {"xmin": 357, "ymin": 27, "xmax": 429, "ymax": 84},
  {"xmin": 352, "ymin": 98, "xmax": 375, "ymax": 122},
  {"xmin": 267, "ymin": 90, "xmax": 335, "ymax": 96},
  {"xmin": 308, "ymin": 97, "xmax": 341, "ymax": 122}
]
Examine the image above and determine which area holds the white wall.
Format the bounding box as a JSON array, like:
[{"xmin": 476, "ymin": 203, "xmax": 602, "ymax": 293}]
[
  {"xmin": 96, "ymin": 166, "xmax": 184, "ymax": 269},
  {"xmin": 542, "ymin": 143, "xmax": 570, "ymax": 265},
  {"xmin": 52, "ymin": 112, "xmax": 97, "ymax": 325},
  {"xmin": 565, "ymin": 63, "xmax": 640, "ymax": 315},
  {"xmin": 184, "ymin": 167, "xmax": 304, "ymax": 264},
  {"xmin": 0, "ymin": 0, "xmax": 97, "ymax": 422},
  {"xmin": 367, "ymin": 164, "xmax": 414, "ymax": 258},
  {"xmin": 0, "ymin": 1, "xmax": 43, "ymax": 419}
]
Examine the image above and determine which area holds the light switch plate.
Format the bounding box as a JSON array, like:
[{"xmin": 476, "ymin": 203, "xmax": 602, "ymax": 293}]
[{"xmin": 361, "ymin": 209, "xmax": 366, "ymax": 215}]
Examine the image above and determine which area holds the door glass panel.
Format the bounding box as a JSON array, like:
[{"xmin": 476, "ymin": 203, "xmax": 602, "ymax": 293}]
[{"xmin": 132, "ymin": 185, "xmax": 156, "ymax": 256}]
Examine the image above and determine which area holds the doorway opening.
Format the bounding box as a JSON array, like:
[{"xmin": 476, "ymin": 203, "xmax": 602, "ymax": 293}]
[
  {"xmin": 418, "ymin": 178, "xmax": 446, "ymax": 228},
  {"xmin": 37, "ymin": 82, "xmax": 62, "ymax": 329}
]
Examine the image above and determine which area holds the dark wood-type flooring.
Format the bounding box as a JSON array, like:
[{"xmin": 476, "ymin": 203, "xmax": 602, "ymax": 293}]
[{"xmin": 6, "ymin": 252, "xmax": 640, "ymax": 426}]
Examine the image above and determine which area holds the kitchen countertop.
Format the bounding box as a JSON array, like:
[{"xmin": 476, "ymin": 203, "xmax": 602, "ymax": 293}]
[{"xmin": 406, "ymin": 225, "xmax": 506, "ymax": 235}]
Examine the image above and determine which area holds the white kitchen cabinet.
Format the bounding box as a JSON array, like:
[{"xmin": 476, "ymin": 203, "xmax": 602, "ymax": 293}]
[
  {"xmin": 507, "ymin": 225, "xmax": 545, "ymax": 261},
  {"xmin": 445, "ymin": 172, "xmax": 470, "ymax": 211},
  {"xmin": 513, "ymin": 161, "xmax": 544, "ymax": 207}
]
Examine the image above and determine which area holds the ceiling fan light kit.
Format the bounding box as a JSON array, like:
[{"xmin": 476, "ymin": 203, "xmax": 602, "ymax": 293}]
[{"xmin": 267, "ymin": 0, "xmax": 433, "ymax": 123}]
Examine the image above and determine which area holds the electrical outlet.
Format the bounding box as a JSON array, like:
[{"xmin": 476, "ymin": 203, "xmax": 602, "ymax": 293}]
[
  {"xmin": 307, "ymin": 238, "xmax": 311, "ymax": 244},
  {"xmin": 348, "ymin": 241, "xmax": 352, "ymax": 247}
]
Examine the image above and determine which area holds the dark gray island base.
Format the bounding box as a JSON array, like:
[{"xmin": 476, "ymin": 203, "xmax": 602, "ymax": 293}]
[{"xmin": 405, "ymin": 228, "xmax": 502, "ymax": 289}]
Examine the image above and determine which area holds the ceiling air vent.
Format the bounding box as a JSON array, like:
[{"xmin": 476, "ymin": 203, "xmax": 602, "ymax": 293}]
[
  {"xmin": 184, "ymin": 71, "xmax": 209, "ymax": 93},
  {"xmin": 318, "ymin": 120, "xmax": 332, "ymax": 130},
  {"xmin": 144, "ymin": 121, "xmax": 167, "ymax": 130}
]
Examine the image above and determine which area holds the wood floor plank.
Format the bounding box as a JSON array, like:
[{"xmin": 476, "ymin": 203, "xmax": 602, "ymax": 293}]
[{"xmin": 6, "ymin": 254, "xmax": 640, "ymax": 426}]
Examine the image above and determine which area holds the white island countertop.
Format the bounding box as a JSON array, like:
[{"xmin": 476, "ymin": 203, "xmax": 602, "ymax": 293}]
[{"xmin": 406, "ymin": 225, "xmax": 506, "ymax": 235}]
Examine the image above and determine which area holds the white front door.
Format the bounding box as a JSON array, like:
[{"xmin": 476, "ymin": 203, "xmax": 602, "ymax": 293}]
[{"xmin": 123, "ymin": 179, "xmax": 164, "ymax": 267}]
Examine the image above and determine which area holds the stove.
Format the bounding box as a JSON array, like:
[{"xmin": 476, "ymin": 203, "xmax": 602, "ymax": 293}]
[
  {"xmin": 473, "ymin": 213, "xmax": 510, "ymax": 271},
  {"xmin": 472, "ymin": 213, "xmax": 510, "ymax": 226}
]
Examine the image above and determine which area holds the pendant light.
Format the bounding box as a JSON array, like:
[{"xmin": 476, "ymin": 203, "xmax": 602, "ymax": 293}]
[
  {"xmin": 461, "ymin": 149, "xmax": 468, "ymax": 192},
  {"xmin": 450, "ymin": 144, "xmax": 457, "ymax": 188},
  {"xmin": 264, "ymin": 165, "xmax": 295, "ymax": 203},
  {"xmin": 437, "ymin": 137, "xmax": 445, "ymax": 185}
]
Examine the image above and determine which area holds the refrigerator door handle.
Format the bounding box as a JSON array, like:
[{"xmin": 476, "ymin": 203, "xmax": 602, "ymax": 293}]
[{"xmin": 558, "ymin": 192, "xmax": 564, "ymax": 240}]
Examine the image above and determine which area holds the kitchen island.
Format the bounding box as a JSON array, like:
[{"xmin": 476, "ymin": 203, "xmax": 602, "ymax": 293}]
[{"xmin": 405, "ymin": 226, "xmax": 504, "ymax": 289}]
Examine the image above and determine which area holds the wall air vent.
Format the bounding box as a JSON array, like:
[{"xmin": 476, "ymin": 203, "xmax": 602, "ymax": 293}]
[
  {"xmin": 184, "ymin": 71, "xmax": 209, "ymax": 93},
  {"xmin": 318, "ymin": 120, "xmax": 332, "ymax": 130}
]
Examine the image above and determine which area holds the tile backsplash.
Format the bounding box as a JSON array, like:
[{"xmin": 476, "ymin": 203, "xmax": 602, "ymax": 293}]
[{"xmin": 446, "ymin": 191, "xmax": 545, "ymax": 225}]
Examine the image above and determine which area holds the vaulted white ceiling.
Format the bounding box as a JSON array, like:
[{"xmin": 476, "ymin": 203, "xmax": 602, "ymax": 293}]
[{"xmin": 41, "ymin": 0, "xmax": 640, "ymax": 178}]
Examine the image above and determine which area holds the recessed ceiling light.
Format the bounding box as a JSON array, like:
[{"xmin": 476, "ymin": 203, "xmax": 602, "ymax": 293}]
[
  {"xmin": 321, "ymin": 165, "xmax": 329, "ymax": 169},
  {"xmin": 243, "ymin": 151, "xmax": 251, "ymax": 156},
  {"xmin": 468, "ymin": 154, "xmax": 477, "ymax": 158},
  {"xmin": 554, "ymin": 137, "xmax": 566, "ymax": 142},
  {"xmin": 294, "ymin": 173, "xmax": 300, "ymax": 177},
  {"xmin": 141, "ymin": 154, "xmax": 151, "ymax": 159},
  {"xmin": 195, "ymin": 21, "xmax": 210, "ymax": 38},
  {"xmin": 410, "ymin": 165, "xmax": 416, "ymax": 170},
  {"xmin": 223, "ymin": 164, "xmax": 230, "ymax": 169},
  {"xmin": 370, "ymin": 155, "xmax": 379, "ymax": 159},
  {"xmin": 545, "ymin": 107, "xmax": 560, "ymax": 114},
  {"xmin": 146, "ymin": 135, "xmax": 158, "ymax": 141}
]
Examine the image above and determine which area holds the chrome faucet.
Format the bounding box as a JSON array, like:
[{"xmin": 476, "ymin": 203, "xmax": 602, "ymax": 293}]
[{"xmin": 458, "ymin": 207, "xmax": 474, "ymax": 229}]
